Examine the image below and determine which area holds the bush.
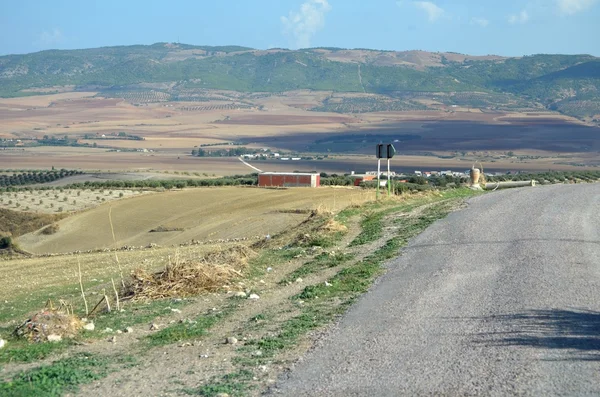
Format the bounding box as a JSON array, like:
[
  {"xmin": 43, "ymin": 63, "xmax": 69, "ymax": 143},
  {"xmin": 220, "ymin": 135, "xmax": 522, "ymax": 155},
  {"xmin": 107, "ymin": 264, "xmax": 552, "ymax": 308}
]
[{"xmin": 0, "ymin": 235, "xmax": 12, "ymax": 249}]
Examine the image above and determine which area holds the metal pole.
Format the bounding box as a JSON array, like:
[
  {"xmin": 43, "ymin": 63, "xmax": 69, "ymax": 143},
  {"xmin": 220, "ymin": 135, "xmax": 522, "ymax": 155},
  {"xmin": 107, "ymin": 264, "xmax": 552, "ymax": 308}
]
[
  {"xmin": 387, "ymin": 159, "xmax": 391, "ymax": 197},
  {"xmin": 377, "ymin": 159, "xmax": 381, "ymax": 200}
]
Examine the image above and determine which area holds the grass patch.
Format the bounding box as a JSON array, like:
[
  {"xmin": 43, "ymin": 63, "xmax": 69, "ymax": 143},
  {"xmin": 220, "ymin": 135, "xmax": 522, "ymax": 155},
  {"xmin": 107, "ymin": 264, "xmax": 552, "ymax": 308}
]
[
  {"xmin": 278, "ymin": 252, "xmax": 355, "ymax": 285},
  {"xmin": 184, "ymin": 369, "xmax": 255, "ymax": 396},
  {"xmin": 0, "ymin": 352, "xmax": 135, "ymax": 396},
  {"xmin": 145, "ymin": 305, "xmax": 235, "ymax": 347},
  {"xmin": 0, "ymin": 338, "xmax": 72, "ymax": 364},
  {"xmin": 92, "ymin": 298, "xmax": 193, "ymax": 333},
  {"xmin": 246, "ymin": 248, "xmax": 304, "ymax": 279}
]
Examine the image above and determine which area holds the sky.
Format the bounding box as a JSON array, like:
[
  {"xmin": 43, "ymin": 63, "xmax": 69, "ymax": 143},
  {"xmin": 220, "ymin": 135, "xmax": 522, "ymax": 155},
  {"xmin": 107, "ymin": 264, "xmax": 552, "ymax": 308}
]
[{"xmin": 0, "ymin": 0, "xmax": 599, "ymax": 56}]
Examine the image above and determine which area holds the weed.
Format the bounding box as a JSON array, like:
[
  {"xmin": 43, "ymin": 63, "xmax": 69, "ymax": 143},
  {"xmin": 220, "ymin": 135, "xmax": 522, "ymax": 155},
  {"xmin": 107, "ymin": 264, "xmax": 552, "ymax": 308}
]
[
  {"xmin": 185, "ymin": 369, "xmax": 255, "ymax": 396},
  {"xmin": 279, "ymin": 252, "xmax": 355, "ymax": 285},
  {"xmin": 0, "ymin": 353, "xmax": 132, "ymax": 396},
  {"xmin": 145, "ymin": 305, "xmax": 235, "ymax": 347}
]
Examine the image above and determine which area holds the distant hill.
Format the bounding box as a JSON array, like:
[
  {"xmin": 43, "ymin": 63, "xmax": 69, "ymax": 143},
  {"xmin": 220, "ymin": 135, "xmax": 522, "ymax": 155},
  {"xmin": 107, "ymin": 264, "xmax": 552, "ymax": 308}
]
[{"xmin": 1, "ymin": 43, "xmax": 599, "ymax": 119}]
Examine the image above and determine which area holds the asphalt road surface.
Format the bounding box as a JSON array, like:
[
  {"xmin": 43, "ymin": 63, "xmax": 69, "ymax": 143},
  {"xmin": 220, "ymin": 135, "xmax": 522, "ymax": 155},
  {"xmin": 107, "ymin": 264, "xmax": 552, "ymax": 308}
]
[{"xmin": 272, "ymin": 184, "xmax": 600, "ymax": 396}]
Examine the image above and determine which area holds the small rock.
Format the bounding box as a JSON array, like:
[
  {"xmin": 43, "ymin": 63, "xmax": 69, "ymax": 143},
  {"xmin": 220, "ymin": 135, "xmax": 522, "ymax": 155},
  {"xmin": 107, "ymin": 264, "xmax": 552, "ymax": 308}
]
[
  {"xmin": 252, "ymin": 350, "xmax": 263, "ymax": 357},
  {"xmin": 170, "ymin": 308, "xmax": 182, "ymax": 314},
  {"xmin": 234, "ymin": 291, "xmax": 247, "ymax": 298},
  {"xmin": 259, "ymin": 279, "xmax": 266, "ymax": 284},
  {"xmin": 200, "ymin": 354, "xmax": 209, "ymax": 358},
  {"xmin": 226, "ymin": 337, "xmax": 238, "ymax": 345},
  {"xmin": 116, "ymin": 330, "xmax": 123, "ymax": 334},
  {"xmin": 124, "ymin": 327, "xmax": 133, "ymax": 333},
  {"xmin": 325, "ymin": 281, "xmax": 332, "ymax": 287},
  {"xmin": 295, "ymin": 278, "xmax": 303, "ymax": 283},
  {"xmin": 150, "ymin": 323, "xmax": 159, "ymax": 331},
  {"xmin": 83, "ymin": 322, "xmax": 95, "ymax": 331},
  {"xmin": 248, "ymin": 293, "xmax": 260, "ymax": 300},
  {"xmin": 47, "ymin": 334, "xmax": 62, "ymax": 343},
  {"xmin": 108, "ymin": 336, "xmax": 117, "ymax": 343},
  {"xmin": 102, "ymin": 328, "xmax": 113, "ymax": 333},
  {"xmin": 0, "ymin": 339, "xmax": 5, "ymax": 349},
  {"xmin": 259, "ymin": 365, "xmax": 268, "ymax": 372},
  {"xmin": 179, "ymin": 342, "xmax": 192, "ymax": 347},
  {"xmin": 215, "ymin": 393, "xmax": 230, "ymax": 397},
  {"xmin": 266, "ymin": 267, "xmax": 273, "ymax": 272}
]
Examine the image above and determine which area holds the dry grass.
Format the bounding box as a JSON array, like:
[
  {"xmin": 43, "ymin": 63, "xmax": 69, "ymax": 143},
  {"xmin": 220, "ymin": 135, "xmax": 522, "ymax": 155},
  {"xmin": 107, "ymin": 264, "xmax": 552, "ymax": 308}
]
[
  {"xmin": 124, "ymin": 245, "xmax": 256, "ymax": 301},
  {"xmin": 0, "ymin": 208, "xmax": 64, "ymax": 237}
]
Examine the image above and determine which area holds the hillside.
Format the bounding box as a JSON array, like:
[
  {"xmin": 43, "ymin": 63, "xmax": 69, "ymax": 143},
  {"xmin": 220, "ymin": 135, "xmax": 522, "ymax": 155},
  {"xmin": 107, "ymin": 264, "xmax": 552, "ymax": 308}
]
[{"xmin": 1, "ymin": 43, "xmax": 599, "ymax": 119}]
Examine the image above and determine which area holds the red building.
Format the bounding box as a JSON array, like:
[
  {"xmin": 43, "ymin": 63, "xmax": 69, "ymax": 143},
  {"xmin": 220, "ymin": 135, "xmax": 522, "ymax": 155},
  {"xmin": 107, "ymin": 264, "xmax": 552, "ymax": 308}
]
[{"xmin": 258, "ymin": 172, "xmax": 320, "ymax": 188}]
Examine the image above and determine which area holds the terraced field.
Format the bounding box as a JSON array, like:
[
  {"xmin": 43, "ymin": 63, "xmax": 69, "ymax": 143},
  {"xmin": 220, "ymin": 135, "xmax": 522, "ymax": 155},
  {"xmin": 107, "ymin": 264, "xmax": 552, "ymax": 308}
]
[{"xmin": 17, "ymin": 186, "xmax": 372, "ymax": 254}]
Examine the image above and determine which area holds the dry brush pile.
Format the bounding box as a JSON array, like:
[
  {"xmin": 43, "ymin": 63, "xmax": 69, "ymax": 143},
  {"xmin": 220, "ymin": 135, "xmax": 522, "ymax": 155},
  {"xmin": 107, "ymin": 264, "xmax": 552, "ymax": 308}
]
[{"xmin": 123, "ymin": 245, "xmax": 257, "ymax": 301}]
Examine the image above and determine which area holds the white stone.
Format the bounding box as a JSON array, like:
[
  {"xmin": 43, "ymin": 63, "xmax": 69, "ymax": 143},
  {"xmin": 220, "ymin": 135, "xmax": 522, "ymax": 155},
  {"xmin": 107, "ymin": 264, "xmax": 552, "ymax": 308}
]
[
  {"xmin": 295, "ymin": 278, "xmax": 303, "ymax": 283},
  {"xmin": 235, "ymin": 291, "xmax": 247, "ymax": 298},
  {"xmin": 150, "ymin": 323, "xmax": 159, "ymax": 331},
  {"xmin": 325, "ymin": 281, "xmax": 332, "ymax": 287},
  {"xmin": 226, "ymin": 337, "xmax": 238, "ymax": 345},
  {"xmin": 108, "ymin": 336, "xmax": 117, "ymax": 343},
  {"xmin": 248, "ymin": 294, "xmax": 260, "ymax": 300},
  {"xmin": 83, "ymin": 322, "xmax": 95, "ymax": 331},
  {"xmin": 124, "ymin": 327, "xmax": 133, "ymax": 333},
  {"xmin": 170, "ymin": 308, "xmax": 182, "ymax": 313},
  {"xmin": 0, "ymin": 339, "xmax": 5, "ymax": 349},
  {"xmin": 102, "ymin": 328, "xmax": 113, "ymax": 333},
  {"xmin": 47, "ymin": 334, "xmax": 62, "ymax": 342}
]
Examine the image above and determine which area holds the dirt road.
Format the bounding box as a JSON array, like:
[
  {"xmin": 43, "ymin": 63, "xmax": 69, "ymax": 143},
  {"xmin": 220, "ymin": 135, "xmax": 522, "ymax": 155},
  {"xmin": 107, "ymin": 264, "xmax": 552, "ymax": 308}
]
[{"xmin": 272, "ymin": 184, "xmax": 600, "ymax": 396}]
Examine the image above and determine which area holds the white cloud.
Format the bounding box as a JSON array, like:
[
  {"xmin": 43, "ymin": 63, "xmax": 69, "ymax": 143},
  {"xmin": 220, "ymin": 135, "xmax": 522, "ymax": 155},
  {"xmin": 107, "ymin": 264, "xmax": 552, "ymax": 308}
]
[
  {"xmin": 39, "ymin": 28, "xmax": 64, "ymax": 45},
  {"xmin": 413, "ymin": 1, "xmax": 445, "ymax": 22},
  {"xmin": 281, "ymin": 0, "xmax": 332, "ymax": 49},
  {"xmin": 508, "ymin": 10, "xmax": 530, "ymax": 24},
  {"xmin": 471, "ymin": 17, "xmax": 490, "ymax": 27},
  {"xmin": 556, "ymin": 0, "xmax": 597, "ymax": 15}
]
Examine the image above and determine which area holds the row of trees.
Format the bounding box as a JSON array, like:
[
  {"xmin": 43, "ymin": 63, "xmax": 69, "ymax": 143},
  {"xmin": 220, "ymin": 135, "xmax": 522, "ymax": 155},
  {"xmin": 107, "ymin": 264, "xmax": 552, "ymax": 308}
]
[{"xmin": 0, "ymin": 170, "xmax": 83, "ymax": 187}]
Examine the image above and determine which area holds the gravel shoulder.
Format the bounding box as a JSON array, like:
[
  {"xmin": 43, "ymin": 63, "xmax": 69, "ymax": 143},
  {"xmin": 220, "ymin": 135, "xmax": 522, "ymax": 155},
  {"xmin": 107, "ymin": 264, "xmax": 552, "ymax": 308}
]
[{"xmin": 272, "ymin": 184, "xmax": 600, "ymax": 396}]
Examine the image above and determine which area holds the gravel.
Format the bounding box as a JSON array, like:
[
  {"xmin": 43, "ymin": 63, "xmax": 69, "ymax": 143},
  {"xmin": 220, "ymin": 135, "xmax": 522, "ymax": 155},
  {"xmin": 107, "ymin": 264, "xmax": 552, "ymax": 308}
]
[{"xmin": 272, "ymin": 184, "xmax": 600, "ymax": 396}]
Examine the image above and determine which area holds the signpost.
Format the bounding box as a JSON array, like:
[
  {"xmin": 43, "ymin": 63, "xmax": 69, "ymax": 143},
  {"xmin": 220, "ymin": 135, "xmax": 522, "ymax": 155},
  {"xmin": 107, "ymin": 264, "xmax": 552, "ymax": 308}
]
[{"xmin": 376, "ymin": 143, "xmax": 396, "ymax": 199}]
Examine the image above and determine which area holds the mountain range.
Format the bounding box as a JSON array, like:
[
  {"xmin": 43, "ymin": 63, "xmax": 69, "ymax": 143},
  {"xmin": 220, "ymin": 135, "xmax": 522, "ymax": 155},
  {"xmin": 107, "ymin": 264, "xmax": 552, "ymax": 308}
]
[{"xmin": 1, "ymin": 43, "xmax": 599, "ymax": 119}]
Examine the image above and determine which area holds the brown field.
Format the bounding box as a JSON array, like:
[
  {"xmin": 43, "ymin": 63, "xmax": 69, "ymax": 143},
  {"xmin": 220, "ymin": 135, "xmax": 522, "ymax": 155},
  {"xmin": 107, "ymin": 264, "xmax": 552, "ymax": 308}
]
[
  {"xmin": 17, "ymin": 186, "xmax": 373, "ymax": 254},
  {"xmin": 1, "ymin": 91, "xmax": 598, "ymax": 174}
]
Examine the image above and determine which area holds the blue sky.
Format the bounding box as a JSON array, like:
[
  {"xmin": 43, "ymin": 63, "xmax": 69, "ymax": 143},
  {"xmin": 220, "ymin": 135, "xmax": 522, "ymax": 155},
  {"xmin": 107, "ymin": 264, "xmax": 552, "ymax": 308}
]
[{"xmin": 1, "ymin": 0, "xmax": 599, "ymax": 56}]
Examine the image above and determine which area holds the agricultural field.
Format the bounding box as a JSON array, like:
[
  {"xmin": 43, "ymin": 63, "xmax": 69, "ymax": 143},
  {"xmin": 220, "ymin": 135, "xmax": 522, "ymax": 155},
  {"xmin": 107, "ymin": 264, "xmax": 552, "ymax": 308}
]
[
  {"xmin": 0, "ymin": 188, "xmax": 149, "ymax": 214},
  {"xmin": 17, "ymin": 186, "xmax": 373, "ymax": 254}
]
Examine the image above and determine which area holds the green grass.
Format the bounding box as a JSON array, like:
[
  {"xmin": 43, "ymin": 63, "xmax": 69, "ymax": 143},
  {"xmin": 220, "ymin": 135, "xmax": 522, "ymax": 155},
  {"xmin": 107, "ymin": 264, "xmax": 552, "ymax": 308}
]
[
  {"xmin": 145, "ymin": 305, "xmax": 235, "ymax": 347},
  {"xmin": 0, "ymin": 352, "xmax": 136, "ymax": 397},
  {"xmin": 278, "ymin": 252, "xmax": 355, "ymax": 285},
  {"xmin": 91, "ymin": 298, "xmax": 193, "ymax": 333},
  {"xmin": 184, "ymin": 370, "xmax": 255, "ymax": 396}
]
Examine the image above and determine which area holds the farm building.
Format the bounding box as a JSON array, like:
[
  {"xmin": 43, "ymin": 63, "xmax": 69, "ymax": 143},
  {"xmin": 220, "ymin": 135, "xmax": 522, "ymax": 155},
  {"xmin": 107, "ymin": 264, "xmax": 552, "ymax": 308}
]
[{"xmin": 258, "ymin": 172, "xmax": 320, "ymax": 188}]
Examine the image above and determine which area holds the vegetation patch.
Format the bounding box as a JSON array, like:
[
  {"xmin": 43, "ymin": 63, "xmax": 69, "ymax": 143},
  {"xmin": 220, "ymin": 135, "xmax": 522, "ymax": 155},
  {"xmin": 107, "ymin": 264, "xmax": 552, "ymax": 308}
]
[
  {"xmin": 0, "ymin": 353, "xmax": 135, "ymax": 396},
  {"xmin": 0, "ymin": 209, "xmax": 63, "ymax": 237},
  {"xmin": 146, "ymin": 306, "xmax": 234, "ymax": 347},
  {"xmin": 149, "ymin": 225, "xmax": 184, "ymax": 233}
]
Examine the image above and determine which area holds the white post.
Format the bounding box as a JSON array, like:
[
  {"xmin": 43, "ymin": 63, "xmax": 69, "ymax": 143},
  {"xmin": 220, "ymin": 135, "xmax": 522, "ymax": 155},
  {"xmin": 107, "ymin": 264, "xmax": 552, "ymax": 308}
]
[{"xmin": 377, "ymin": 159, "xmax": 381, "ymax": 200}]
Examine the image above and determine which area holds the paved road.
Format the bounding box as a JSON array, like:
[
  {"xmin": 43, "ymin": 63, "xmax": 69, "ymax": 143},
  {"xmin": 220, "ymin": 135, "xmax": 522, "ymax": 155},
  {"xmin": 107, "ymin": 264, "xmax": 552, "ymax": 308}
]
[{"xmin": 272, "ymin": 184, "xmax": 600, "ymax": 396}]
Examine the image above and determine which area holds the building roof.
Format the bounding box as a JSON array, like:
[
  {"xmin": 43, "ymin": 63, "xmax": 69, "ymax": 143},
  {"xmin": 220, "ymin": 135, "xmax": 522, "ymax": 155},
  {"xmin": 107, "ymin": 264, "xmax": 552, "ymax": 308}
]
[{"xmin": 260, "ymin": 172, "xmax": 318, "ymax": 176}]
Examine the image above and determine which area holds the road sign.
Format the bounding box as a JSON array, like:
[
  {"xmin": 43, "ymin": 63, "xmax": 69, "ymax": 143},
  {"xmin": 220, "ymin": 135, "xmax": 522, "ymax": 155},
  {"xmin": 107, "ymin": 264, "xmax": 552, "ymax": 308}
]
[{"xmin": 376, "ymin": 143, "xmax": 396, "ymax": 159}]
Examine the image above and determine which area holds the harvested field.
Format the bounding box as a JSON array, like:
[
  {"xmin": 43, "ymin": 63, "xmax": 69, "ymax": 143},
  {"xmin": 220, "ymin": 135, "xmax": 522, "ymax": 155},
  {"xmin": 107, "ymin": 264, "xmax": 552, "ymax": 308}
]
[{"xmin": 17, "ymin": 187, "xmax": 373, "ymax": 254}]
